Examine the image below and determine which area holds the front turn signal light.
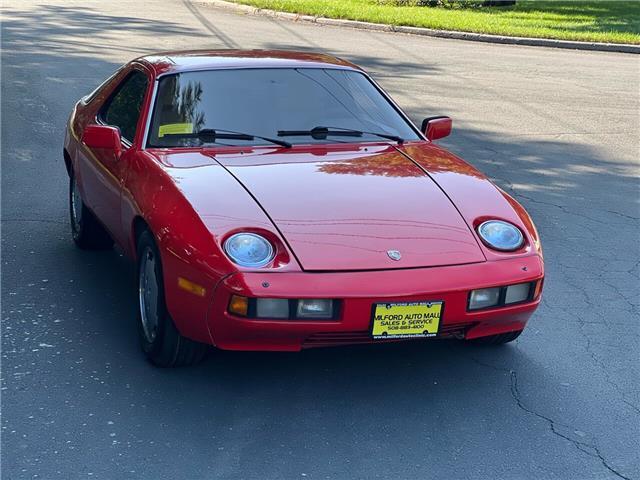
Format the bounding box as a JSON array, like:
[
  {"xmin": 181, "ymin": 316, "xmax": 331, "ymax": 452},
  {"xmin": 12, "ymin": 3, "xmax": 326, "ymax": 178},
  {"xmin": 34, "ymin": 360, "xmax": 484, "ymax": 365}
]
[{"xmin": 228, "ymin": 295, "xmax": 249, "ymax": 317}]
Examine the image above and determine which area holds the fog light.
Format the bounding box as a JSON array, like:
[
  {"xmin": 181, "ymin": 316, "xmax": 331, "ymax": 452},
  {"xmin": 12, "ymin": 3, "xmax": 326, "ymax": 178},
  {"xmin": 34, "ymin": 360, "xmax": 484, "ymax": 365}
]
[
  {"xmin": 505, "ymin": 283, "xmax": 531, "ymax": 304},
  {"xmin": 469, "ymin": 288, "xmax": 501, "ymax": 310},
  {"xmin": 228, "ymin": 295, "xmax": 249, "ymax": 317},
  {"xmin": 296, "ymin": 299, "xmax": 333, "ymax": 319},
  {"xmin": 256, "ymin": 298, "xmax": 289, "ymax": 319}
]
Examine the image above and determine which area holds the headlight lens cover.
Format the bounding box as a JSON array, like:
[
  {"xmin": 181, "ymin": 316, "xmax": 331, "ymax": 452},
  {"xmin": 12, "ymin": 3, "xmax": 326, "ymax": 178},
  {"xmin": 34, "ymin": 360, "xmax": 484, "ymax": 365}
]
[
  {"xmin": 477, "ymin": 220, "xmax": 524, "ymax": 251},
  {"xmin": 224, "ymin": 232, "xmax": 274, "ymax": 267}
]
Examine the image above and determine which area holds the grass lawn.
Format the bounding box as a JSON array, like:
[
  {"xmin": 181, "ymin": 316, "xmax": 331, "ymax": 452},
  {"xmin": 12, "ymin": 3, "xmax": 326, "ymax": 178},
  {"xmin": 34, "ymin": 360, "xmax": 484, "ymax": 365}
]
[{"xmin": 231, "ymin": 1, "xmax": 640, "ymax": 44}]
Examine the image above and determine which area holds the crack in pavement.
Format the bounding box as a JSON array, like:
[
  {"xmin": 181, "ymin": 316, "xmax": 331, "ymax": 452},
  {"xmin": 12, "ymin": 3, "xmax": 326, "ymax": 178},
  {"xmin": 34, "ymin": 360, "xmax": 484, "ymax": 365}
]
[
  {"xmin": 464, "ymin": 350, "xmax": 634, "ymax": 480},
  {"xmin": 509, "ymin": 370, "xmax": 633, "ymax": 480},
  {"xmin": 490, "ymin": 173, "xmax": 638, "ymax": 228},
  {"xmin": 606, "ymin": 210, "xmax": 640, "ymax": 221},
  {"xmin": 547, "ymin": 266, "xmax": 640, "ymax": 415},
  {"xmin": 552, "ymin": 301, "xmax": 640, "ymax": 417},
  {"xmin": 512, "ymin": 190, "xmax": 629, "ymax": 227},
  {"xmin": 555, "ymin": 262, "xmax": 639, "ymax": 316}
]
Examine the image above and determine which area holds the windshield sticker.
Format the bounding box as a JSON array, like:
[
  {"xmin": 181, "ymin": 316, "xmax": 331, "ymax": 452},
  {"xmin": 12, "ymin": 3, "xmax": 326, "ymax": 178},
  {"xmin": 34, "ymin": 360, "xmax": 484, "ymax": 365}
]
[{"xmin": 158, "ymin": 123, "xmax": 194, "ymax": 138}]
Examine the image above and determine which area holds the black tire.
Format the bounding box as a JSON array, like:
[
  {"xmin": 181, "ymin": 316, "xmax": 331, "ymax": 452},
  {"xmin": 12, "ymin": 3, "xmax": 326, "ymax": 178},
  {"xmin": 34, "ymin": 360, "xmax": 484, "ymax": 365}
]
[
  {"xmin": 469, "ymin": 329, "xmax": 523, "ymax": 345},
  {"xmin": 136, "ymin": 229, "xmax": 208, "ymax": 367},
  {"xmin": 69, "ymin": 172, "xmax": 113, "ymax": 250}
]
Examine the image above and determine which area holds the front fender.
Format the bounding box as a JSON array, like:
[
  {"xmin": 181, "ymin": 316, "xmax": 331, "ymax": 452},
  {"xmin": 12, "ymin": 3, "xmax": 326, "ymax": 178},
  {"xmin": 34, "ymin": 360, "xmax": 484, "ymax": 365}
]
[
  {"xmin": 122, "ymin": 151, "xmax": 235, "ymax": 343},
  {"xmin": 401, "ymin": 142, "xmax": 543, "ymax": 261},
  {"xmin": 122, "ymin": 150, "xmax": 301, "ymax": 344}
]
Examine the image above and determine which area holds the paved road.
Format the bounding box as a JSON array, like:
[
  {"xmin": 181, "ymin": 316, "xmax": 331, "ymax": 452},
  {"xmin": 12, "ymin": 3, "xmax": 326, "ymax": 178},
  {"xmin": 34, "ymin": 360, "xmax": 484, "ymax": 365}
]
[{"xmin": 2, "ymin": 1, "xmax": 639, "ymax": 479}]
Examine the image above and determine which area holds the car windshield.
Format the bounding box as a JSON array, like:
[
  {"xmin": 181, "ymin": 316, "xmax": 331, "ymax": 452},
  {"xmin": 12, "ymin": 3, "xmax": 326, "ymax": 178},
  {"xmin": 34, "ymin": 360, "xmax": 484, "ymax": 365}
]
[{"xmin": 147, "ymin": 68, "xmax": 420, "ymax": 147}]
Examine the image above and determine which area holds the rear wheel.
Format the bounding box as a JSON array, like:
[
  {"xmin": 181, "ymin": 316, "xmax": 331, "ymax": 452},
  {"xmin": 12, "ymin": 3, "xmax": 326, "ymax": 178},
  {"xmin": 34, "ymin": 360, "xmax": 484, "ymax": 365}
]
[
  {"xmin": 69, "ymin": 172, "xmax": 113, "ymax": 250},
  {"xmin": 469, "ymin": 330, "xmax": 523, "ymax": 345},
  {"xmin": 136, "ymin": 229, "xmax": 208, "ymax": 367}
]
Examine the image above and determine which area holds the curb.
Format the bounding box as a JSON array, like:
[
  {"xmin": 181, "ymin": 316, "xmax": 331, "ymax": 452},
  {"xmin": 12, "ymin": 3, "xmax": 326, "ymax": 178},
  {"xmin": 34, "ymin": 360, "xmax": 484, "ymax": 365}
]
[{"xmin": 193, "ymin": 0, "xmax": 639, "ymax": 54}]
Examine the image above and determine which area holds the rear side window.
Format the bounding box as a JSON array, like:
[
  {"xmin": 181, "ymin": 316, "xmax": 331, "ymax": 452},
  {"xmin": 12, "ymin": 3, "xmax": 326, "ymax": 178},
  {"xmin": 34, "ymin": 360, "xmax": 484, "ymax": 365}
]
[{"xmin": 101, "ymin": 70, "xmax": 148, "ymax": 143}]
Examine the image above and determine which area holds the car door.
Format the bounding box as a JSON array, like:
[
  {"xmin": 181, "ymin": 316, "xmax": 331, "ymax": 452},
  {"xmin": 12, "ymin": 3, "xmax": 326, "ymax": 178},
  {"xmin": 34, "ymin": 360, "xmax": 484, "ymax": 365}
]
[{"xmin": 78, "ymin": 66, "xmax": 150, "ymax": 248}]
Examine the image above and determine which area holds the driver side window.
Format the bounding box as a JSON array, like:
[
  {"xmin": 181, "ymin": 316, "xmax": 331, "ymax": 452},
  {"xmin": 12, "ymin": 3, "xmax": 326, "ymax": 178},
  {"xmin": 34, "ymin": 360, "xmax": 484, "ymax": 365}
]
[{"xmin": 101, "ymin": 70, "xmax": 148, "ymax": 143}]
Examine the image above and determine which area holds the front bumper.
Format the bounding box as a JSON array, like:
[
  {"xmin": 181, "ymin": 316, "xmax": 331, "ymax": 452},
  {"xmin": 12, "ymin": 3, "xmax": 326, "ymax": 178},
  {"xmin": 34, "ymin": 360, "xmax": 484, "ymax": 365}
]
[{"xmin": 206, "ymin": 255, "xmax": 544, "ymax": 351}]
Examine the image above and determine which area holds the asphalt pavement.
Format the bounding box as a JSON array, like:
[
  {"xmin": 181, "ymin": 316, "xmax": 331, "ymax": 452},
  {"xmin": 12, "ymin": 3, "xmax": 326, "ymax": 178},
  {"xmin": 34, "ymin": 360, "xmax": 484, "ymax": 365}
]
[{"xmin": 2, "ymin": 1, "xmax": 639, "ymax": 479}]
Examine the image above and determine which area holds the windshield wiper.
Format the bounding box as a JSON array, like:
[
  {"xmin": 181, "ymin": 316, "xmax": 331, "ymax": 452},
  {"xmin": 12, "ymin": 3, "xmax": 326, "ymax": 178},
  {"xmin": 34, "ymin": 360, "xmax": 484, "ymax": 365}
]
[
  {"xmin": 163, "ymin": 128, "xmax": 291, "ymax": 148},
  {"xmin": 277, "ymin": 126, "xmax": 404, "ymax": 144}
]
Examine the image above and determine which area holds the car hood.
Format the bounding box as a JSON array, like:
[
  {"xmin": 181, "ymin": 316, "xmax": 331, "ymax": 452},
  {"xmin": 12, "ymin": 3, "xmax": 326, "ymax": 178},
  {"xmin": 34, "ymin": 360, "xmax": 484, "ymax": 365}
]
[{"xmin": 212, "ymin": 143, "xmax": 486, "ymax": 271}]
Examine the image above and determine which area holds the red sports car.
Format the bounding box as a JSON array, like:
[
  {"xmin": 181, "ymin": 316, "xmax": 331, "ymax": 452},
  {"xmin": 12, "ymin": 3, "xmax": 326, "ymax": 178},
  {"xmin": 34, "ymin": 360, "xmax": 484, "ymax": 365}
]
[{"xmin": 64, "ymin": 50, "xmax": 544, "ymax": 366}]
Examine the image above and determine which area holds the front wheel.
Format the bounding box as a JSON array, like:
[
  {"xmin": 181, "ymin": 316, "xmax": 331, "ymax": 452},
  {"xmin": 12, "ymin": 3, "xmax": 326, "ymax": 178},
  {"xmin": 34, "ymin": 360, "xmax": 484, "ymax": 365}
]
[
  {"xmin": 69, "ymin": 172, "xmax": 113, "ymax": 250},
  {"xmin": 136, "ymin": 230, "xmax": 208, "ymax": 367},
  {"xmin": 469, "ymin": 330, "xmax": 523, "ymax": 345}
]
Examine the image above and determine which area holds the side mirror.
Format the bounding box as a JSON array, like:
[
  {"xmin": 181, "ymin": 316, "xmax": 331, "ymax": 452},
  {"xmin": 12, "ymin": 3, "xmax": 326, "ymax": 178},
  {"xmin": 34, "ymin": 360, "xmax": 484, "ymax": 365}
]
[
  {"xmin": 82, "ymin": 125, "xmax": 122, "ymax": 157},
  {"xmin": 421, "ymin": 116, "xmax": 452, "ymax": 141}
]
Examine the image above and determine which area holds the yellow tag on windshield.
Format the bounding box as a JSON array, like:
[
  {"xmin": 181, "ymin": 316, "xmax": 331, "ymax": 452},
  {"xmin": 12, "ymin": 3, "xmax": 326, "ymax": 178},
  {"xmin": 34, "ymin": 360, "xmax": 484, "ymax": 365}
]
[{"xmin": 158, "ymin": 123, "xmax": 193, "ymax": 138}]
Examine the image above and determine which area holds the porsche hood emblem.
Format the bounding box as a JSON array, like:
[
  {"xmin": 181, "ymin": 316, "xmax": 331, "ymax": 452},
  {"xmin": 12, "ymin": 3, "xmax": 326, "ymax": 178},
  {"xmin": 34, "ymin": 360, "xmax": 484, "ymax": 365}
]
[{"xmin": 387, "ymin": 250, "xmax": 402, "ymax": 261}]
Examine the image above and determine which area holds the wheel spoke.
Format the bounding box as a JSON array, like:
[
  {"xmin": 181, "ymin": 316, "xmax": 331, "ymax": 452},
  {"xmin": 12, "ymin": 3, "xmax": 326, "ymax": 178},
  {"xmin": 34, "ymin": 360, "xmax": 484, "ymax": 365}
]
[
  {"xmin": 71, "ymin": 178, "xmax": 83, "ymax": 232},
  {"xmin": 138, "ymin": 246, "xmax": 160, "ymax": 343}
]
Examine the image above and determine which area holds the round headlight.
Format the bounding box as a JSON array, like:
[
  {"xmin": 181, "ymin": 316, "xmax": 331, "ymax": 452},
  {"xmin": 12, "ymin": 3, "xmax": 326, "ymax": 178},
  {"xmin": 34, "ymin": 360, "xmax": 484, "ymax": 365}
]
[
  {"xmin": 224, "ymin": 233, "xmax": 274, "ymax": 267},
  {"xmin": 477, "ymin": 220, "xmax": 524, "ymax": 251}
]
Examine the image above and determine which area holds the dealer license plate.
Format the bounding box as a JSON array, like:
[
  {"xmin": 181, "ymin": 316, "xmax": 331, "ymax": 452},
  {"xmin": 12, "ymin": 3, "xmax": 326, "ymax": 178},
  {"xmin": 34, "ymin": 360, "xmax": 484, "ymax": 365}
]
[{"xmin": 371, "ymin": 301, "xmax": 443, "ymax": 339}]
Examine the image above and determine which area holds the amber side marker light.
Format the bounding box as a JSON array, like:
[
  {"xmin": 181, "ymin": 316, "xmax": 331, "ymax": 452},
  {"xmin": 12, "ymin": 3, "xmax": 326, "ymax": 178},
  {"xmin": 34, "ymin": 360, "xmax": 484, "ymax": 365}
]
[
  {"xmin": 228, "ymin": 295, "xmax": 249, "ymax": 317},
  {"xmin": 177, "ymin": 277, "xmax": 207, "ymax": 297}
]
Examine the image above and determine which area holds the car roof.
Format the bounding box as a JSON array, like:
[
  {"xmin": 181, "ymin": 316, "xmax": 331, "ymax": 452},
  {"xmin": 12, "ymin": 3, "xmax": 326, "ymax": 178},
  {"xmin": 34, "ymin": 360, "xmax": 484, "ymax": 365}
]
[{"xmin": 136, "ymin": 50, "xmax": 362, "ymax": 77}]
